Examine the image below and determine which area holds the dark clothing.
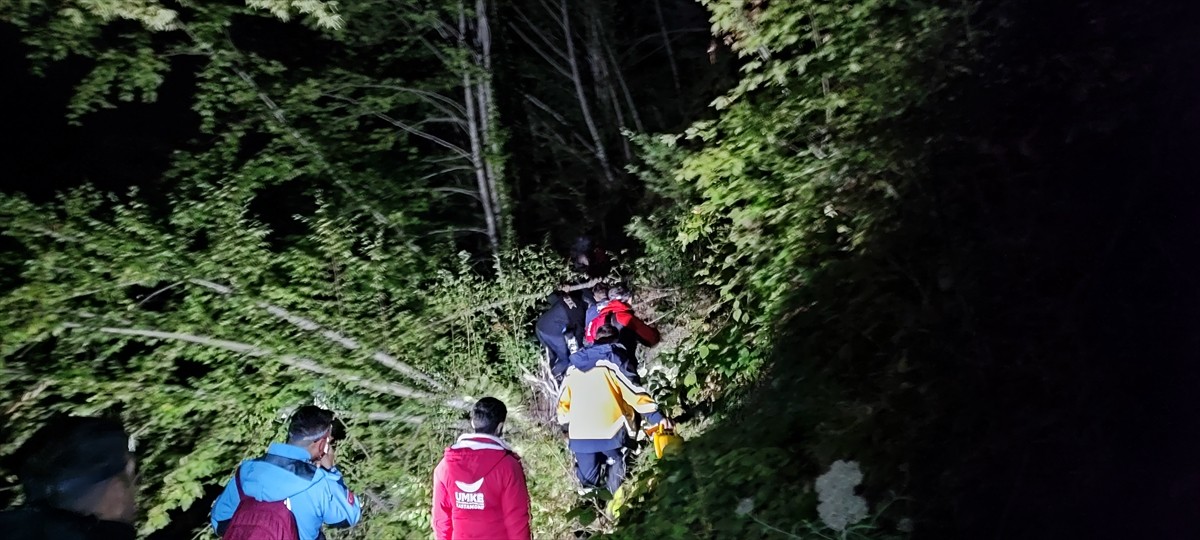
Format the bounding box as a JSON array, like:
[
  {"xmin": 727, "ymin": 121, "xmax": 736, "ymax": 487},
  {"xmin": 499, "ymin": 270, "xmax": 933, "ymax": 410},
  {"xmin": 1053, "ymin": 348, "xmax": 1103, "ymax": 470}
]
[
  {"xmin": 535, "ymin": 290, "xmax": 593, "ymax": 337},
  {"xmin": 537, "ymin": 327, "xmax": 572, "ymax": 379},
  {"xmin": 574, "ymin": 447, "xmax": 626, "ymax": 494},
  {"xmin": 569, "ymin": 237, "xmax": 611, "ymax": 278},
  {"xmin": 535, "ymin": 290, "xmax": 595, "ymax": 378},
  {"xmin": 0, "ymin": 506, "xmax": 136, "ymax": 540}
]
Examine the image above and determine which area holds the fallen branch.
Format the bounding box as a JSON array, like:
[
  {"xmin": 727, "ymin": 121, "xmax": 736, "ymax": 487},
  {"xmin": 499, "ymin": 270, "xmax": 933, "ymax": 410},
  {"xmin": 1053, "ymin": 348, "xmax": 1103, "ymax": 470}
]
[
  {"xmin": 430, "ymin": 278, "xmax": 601, "ymax": 328},
  {"xmin": 3, "ymin": 380, "xmax": 52, "ymax": 416},
  {"xmin": 337, "ymin": 411, "xmax": 425, "ymax": 424},
  {"xmin": 189, "ymin": 279, "xmax": 444, "ymax": 391},
  {"xmin": 60, "ymin": 322, "xmax": 431, "ymax": 400}
]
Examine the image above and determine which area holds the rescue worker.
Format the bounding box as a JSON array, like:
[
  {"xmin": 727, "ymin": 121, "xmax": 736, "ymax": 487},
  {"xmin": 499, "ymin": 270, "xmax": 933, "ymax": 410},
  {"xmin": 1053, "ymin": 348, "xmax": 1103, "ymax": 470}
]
[
  {"xmin": 432, "ymin": 397, "xmax": 531, "ymax": 540},
  {"xmin": 0, "ymin": 416, "xmax": 138, "ymax": 540},
  {"xmin": 211, "ymin": 405, "xmax": 361, "ymax": 540},
  {"xmin": 535, "ymin": 286, "xmax": 595, "ymax": 381},
  {"xmin": 584, "ymin": 283, "xmax": 661, "ymax": 371},
  {"xmin": 577, "ymin": 314, "xmax": 641, "ymax": 384},
  {"xmin": 558, "ymin": 325, "xmax": 672, "ymax": 494}
]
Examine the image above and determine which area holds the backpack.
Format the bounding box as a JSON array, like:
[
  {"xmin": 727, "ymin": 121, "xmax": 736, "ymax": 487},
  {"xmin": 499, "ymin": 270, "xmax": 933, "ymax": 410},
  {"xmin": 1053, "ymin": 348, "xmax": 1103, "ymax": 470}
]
[{"xmin": 222, "ymin": 468, "xmax": 300, "ymax": 540}]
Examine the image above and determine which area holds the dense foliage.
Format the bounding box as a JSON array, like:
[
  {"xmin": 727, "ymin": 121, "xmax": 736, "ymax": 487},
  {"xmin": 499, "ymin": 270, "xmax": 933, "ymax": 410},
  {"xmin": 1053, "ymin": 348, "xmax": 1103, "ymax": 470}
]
[
  {"xmin": 4, "ymin": 0, "xmax": 1200, "ymax": 538},
  {"xmin": 609, "ymin": 0, "xmax": 1200, "ymax": 538},
  {"xmin": 610, "ymin": 0, "xmax": 973, "ymax": 536},
  {"xmin": 0, "ymin": 185, "xmax": 576, "ymax": 537},
  {"xmin": 0, "ymin": 1, "xmax": 577, "ymax": 537}
]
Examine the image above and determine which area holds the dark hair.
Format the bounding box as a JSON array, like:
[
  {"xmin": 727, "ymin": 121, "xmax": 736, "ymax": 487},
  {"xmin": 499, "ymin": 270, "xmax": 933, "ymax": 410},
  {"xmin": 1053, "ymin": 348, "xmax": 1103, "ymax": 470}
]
[
  {"xmin": 13, "ymin": 416, "xmax": 130, "ymax": 508},
  {"xmin": 594, "ymin": 323, "xmax": 620, "ymax": 344},
  {"xmin": 592, "ymin": 282, "xmax": 610, "ymax": 299},
  {"xmin": 471, "ymin": 397, "xmax": 507, "ymax": 435},
  {"xmin": 288, "ymin": 405, "xmax": 335, "ymax": 444}
]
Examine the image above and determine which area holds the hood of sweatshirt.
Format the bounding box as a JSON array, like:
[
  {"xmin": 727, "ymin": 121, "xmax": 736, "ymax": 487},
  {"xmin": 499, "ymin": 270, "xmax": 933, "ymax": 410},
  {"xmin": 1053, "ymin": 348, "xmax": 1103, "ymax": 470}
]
[
  {"xmin": 569, "ymin": 343, "xmax": 635, "ymax": 372},
  {"xmin": 440, "ymin": 434, "xmax": 514, "ymax": 487}
]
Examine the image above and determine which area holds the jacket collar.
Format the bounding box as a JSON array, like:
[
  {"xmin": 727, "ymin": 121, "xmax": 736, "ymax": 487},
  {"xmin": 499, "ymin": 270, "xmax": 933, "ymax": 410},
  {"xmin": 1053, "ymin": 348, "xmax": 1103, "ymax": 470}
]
[
  {"xmin": 266, "ymin": 441, "xmax": 314, "ymax": 461},
  {"xmin": 451, "ymin": 433, "xmax": 511, "ymax": 451}
]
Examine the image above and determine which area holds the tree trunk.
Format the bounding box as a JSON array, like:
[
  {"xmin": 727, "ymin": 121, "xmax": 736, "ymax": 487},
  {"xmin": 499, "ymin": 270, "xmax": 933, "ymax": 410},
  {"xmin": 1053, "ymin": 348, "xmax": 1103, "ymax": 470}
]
[
  {"xmin": 653, "ymin": 0, "xmax": 683, "ymax": 98},
  {"xmin": 560, "ymin": 0, "xmax": 617, "ymax": 187},
  {"xmin": 585, "ymin": 10, "xmax": 631, "ymax": 162},
  {"xmin": 605, "ymin": 38, "xmax": 646, "ymax": 133},
  {"xmin": 460, "ymin": 4, "xmax": 500, "ymax": 253},
  {"xmin": 475, "ymin": 0, "xmax": 506, "ymax": 245}
]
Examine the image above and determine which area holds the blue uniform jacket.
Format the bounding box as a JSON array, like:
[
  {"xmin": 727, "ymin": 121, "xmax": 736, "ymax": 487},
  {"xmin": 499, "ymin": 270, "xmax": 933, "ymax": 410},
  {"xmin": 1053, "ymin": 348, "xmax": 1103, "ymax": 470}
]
[
  {"xmin": 535, "ymin": 290, "xmax": 595, "ymax": 337},
  {"xmin": 210, "ymin": 443, "xmax": 361, "ymax": 540}
]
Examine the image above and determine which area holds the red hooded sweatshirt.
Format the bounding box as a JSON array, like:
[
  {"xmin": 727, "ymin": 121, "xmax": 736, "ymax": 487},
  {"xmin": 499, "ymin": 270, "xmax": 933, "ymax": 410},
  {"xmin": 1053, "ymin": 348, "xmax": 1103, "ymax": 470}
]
[{"xmin": 432, "ymin": 434, "xmax": 530, "ymax": 540}]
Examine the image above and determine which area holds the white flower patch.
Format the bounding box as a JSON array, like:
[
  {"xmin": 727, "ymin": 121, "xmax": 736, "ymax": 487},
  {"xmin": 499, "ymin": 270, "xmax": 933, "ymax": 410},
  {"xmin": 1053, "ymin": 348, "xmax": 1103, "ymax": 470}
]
[{"xmin": 815, "ymin": 460, "xmax": 868, "ymax": 532}]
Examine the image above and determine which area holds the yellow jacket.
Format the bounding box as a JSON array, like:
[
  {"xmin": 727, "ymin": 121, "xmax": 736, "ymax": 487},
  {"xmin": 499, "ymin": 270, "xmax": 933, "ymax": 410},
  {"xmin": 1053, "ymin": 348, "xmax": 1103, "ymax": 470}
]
[{"xmin": 557, "ymin": 344, "xmax": 664, "ymax": 452}]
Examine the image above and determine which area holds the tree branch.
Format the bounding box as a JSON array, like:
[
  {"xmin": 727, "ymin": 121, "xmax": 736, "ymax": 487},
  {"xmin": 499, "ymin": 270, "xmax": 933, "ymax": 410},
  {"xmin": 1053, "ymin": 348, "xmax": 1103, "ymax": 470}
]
[
  {"xmin": 511, "ymin": 6, "xmax": 569, "ymax": 62},
  {"xmin": 188, "ymin": 279, "xmax": 445, "ymax": 391},
  {"xmin": 428, "ymin": 187, "xmax": 483, "ymax": 199},
  {"xmin": 322, "ymin": 92, "xmax": 472, "ymax": 160},
  {"xmin": 337, "ymin": 411, "xmax": 425, "ymax": 423},
  {"xmin": 559, "ymin": 0, "xmax": 617, "ymax": 186},
  {"xmin": 60, "ymin": 322, "xmax": 432, "ymax": 400},
  {"xmin": 173, "ymin": 22, "xmax": 395, "ymax": 229},
  {"xmin": 652, "ymin": 0, "xmax": 683, "ymax": 96},
  {"xmin": 605, "ymin": 37, "xmax": 646, "ymax": 133},
  {"xmin": 324, "ymin": 83, "xmax": 468, "ymax": 118},
  {"xmin": 430, "ymin": 278, "xmax": 600, "ymax": 328}
]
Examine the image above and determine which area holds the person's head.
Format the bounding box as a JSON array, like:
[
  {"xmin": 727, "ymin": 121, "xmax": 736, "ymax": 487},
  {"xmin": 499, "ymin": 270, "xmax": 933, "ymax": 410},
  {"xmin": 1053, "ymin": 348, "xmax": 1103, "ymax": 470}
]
[
  {"xmin": 608, "ymin": 283, "xmax": 632, "ymax": 302},
  {"xmin": 592, "ymin": 282, "xmax": 610, "ymax": 302},
  {"xmin": 13, "ymin": 416, "xmax": 137, "ymax": 524},
  {"xmin": 571, "ymin": 253, "xmax": 590, "ymax": 272},
  {"xmin": 470, "ymin": 397, "xmax": 507, "ymax": 436},
  {"xmin": 594, "ymin": 323, "xmax": 620, "ymax": 345},
  {"xmin": 287, "ymin": 405, "xmax": 336, "ymax": 461}
]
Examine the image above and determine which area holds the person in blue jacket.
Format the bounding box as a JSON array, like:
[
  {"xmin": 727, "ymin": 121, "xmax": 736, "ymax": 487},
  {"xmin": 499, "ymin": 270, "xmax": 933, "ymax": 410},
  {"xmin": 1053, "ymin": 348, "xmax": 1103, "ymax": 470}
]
[{"xmin": 211, "ymin": 405, "xmax": 361, "ymax": 540}]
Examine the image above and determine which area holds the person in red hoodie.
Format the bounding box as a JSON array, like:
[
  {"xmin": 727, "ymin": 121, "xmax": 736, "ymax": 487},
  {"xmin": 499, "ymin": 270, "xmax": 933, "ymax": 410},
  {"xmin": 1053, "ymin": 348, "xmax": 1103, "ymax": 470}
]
[{"xmin": 432, "ymin": 397, "xmax": 531, "ymax": 540}]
